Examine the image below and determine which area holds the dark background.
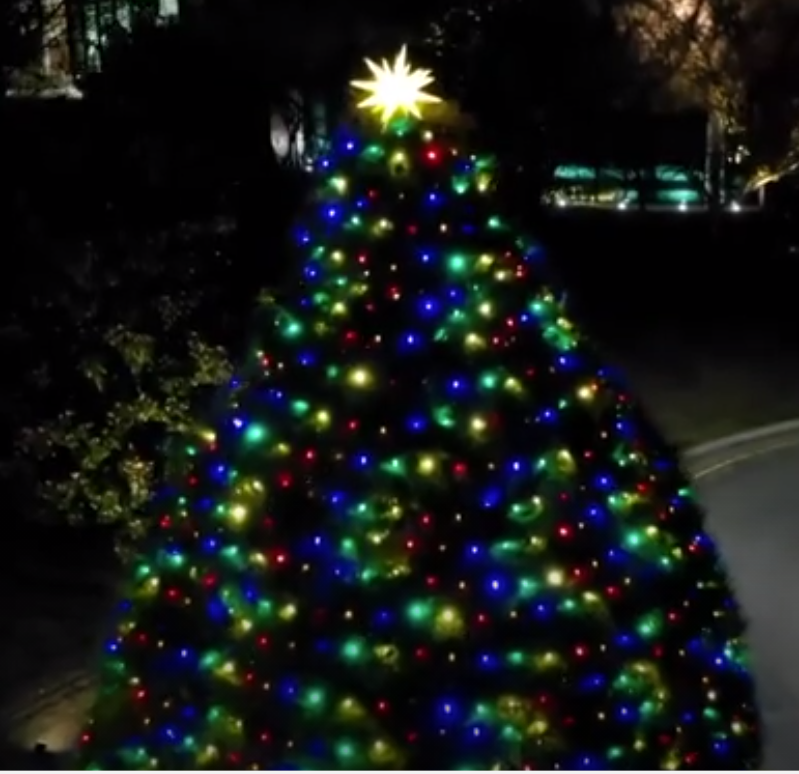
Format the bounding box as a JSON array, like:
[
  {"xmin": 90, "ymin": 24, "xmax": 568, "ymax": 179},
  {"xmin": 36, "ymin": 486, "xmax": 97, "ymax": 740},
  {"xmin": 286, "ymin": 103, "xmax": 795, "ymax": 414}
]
[{"xmin": 2, "ymin": 0, "xmax": 799, "ymax": 764}]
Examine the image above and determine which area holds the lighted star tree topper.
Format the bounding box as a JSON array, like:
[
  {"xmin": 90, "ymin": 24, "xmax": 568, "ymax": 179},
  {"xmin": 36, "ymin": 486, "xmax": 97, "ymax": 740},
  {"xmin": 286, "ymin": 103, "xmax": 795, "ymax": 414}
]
[{"xmin": 350, "ymin": 45, "xmax": 441, "ymax": 124}]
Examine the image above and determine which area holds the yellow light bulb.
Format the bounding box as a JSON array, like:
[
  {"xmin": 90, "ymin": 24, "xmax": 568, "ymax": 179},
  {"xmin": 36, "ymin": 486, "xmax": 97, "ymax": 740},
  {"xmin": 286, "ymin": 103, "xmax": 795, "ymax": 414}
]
[
  {"xmin": 348, "ymin": 368, "xmax": 373, "ymax": 388},
  {"xmin": 465, "ymin": 332, "xmax": 486, "ymax": 350},
  {"xmin": 418, "ymin": 456, "xmax": 436, "ymax": 475},
  {"xmin": 529, "ymin": 719, "xmax": 548, "ymax": 735},
  {"xmin": 434, "ymin": 606, "xmax": 465, "ymax": 638},
  {"xmin": 470, "ymin": 415, "xmax": 487, "ymax": 432},
  {"xmin": 547, "ymin": 569, "xmax": 565, "ymax": 586}
]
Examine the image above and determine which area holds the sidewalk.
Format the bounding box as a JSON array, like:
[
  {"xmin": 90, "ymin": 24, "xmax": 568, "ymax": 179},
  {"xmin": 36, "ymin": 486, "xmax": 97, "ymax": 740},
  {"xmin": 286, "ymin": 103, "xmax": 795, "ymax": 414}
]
[{"xmin": 0, "ymin": 529, "xmax": 118, "ymax": 761}]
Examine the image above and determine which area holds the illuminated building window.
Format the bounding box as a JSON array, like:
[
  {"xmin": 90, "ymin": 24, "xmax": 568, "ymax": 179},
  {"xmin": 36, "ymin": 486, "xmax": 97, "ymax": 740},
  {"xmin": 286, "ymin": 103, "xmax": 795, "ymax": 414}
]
[
  {"xmin": 69, "ymin": 0, "xmax": 161, "ymax": 72},
  {"xmin": 159, "ymin": 0, "xmax": 179, "ymax": 17}
]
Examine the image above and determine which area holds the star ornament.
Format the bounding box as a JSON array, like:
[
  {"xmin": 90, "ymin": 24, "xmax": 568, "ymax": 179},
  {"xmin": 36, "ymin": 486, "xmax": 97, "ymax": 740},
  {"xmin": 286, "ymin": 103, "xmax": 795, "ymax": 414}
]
[{"xmin": 350, "ymin": 46, "xmax": 441, "ymax": 125}]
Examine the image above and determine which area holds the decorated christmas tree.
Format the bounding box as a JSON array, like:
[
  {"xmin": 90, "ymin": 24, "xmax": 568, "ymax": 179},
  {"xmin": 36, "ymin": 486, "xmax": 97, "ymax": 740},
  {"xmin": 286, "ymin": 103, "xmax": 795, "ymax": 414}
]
[{"xmin": 79, "ymin": 48, "xmax": 762, "ymax": 770}]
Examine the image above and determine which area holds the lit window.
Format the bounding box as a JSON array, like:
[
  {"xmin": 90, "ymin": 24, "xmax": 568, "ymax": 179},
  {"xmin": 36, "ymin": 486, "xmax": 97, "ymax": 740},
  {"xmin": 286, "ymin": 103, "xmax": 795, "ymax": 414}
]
[{"xmin": 159, "ymin": 0, "xmax": 179, "ymax": 17}]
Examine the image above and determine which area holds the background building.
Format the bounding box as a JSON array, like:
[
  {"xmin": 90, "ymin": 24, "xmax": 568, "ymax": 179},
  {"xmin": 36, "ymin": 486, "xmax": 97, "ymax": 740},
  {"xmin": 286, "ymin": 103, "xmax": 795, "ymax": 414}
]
[{"xmin": 5, "ymin": 0, "xmax": 180, "ymax": 97}]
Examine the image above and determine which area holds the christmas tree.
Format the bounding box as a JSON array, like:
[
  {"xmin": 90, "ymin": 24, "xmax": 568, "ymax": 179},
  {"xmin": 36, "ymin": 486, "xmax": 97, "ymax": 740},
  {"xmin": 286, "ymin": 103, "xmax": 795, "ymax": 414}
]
[{"xmin": 79, "ymin": 48, "xmax": 762, "ymax": 770}]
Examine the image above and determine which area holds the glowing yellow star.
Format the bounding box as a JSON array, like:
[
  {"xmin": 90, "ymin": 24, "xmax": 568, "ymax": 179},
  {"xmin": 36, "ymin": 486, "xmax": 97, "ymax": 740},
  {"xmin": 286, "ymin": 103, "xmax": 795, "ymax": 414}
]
[{"xmin": 351, "ymin": 46, "xmax": 441, "ymax": 125}]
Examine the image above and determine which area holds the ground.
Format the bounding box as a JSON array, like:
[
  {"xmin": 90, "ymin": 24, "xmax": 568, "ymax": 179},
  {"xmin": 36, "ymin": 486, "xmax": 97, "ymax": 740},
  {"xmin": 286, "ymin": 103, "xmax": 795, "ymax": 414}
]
[
  {"xmin": 0, "ymin": 529, "xmax": 118, "ymax": 765},
  {"xmin": 618, "ymin": 333, "xmax": 799, "ymax": 447},
  {"xmin": 546, "ymin": 208, "xmax": 799, "ymax": 445},
  {"xmin": 693, "ymin": 428, "xmax": 799, "ymax": 769}
]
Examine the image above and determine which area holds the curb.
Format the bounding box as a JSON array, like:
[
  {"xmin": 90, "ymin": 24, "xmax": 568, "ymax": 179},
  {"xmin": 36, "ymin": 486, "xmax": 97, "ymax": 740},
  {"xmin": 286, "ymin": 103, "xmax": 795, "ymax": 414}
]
[{"xmin": 685, "ymin": 418, "xmax": 799, "ymax": 460}]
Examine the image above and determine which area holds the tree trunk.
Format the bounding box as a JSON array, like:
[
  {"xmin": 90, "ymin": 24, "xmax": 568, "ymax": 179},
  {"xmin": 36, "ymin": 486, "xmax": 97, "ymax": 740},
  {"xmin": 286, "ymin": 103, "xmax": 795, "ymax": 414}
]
[{"xmin": 705, "ymin": 110, "xmax": 726, "ymax": 210}]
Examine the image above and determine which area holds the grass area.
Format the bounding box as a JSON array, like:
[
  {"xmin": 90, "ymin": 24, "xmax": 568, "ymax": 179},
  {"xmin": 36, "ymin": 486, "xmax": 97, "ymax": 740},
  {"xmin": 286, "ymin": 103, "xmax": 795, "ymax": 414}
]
[{"xmin": 611, "ymin": 333, "xmax": 799, "ymax": 448}]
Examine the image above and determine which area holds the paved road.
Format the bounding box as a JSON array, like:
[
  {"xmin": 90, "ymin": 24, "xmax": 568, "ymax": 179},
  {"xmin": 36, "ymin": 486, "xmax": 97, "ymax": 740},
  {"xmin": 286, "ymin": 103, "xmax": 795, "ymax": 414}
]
[{"xmin": 693, "ymin": 432, "xmax": 799, "ymax": 770}]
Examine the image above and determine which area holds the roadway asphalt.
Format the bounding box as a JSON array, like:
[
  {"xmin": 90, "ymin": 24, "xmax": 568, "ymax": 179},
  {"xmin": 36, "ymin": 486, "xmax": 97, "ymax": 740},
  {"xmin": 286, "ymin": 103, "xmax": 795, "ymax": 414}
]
[{"xmin": 693, "ymin": 430, "xmax": 799, "ymax": 770}]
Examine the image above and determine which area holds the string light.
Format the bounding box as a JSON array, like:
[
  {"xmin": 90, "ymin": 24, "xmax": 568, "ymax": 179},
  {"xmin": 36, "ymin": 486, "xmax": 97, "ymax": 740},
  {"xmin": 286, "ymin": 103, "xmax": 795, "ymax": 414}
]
[{"xmin": 79, "ymin": 50, "xmax": 762, "ymax": 771}]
